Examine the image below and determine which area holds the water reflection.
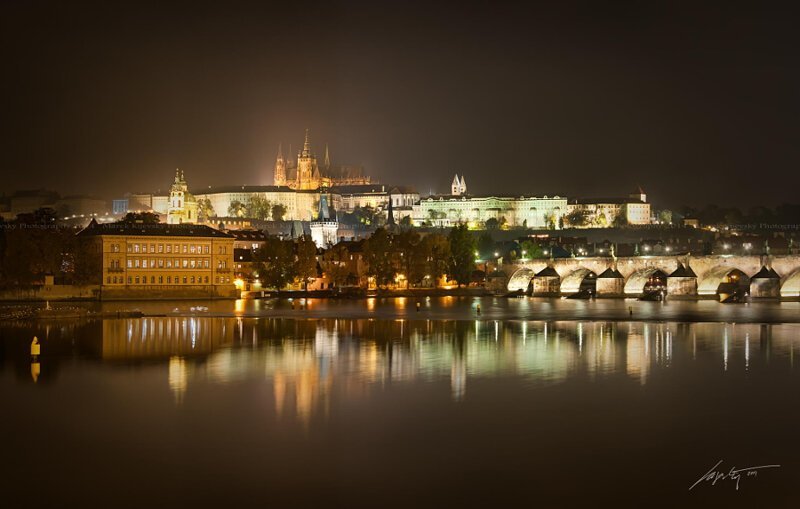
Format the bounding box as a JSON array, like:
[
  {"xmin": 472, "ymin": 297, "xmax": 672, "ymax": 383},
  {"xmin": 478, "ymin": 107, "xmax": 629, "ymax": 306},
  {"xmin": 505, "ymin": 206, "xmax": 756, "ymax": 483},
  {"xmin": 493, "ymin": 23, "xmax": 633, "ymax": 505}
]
[{"xmin": 3, "ymin": 318, "xmax": 796, "ymax": 420}]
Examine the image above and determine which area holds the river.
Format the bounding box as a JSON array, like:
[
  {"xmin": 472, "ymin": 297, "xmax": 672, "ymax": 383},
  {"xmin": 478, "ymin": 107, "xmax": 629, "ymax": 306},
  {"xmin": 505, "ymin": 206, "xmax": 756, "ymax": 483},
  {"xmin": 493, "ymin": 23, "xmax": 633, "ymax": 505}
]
[{"xmin": 1, "ymin": 298, "xmax": 798, "ymax": 507}]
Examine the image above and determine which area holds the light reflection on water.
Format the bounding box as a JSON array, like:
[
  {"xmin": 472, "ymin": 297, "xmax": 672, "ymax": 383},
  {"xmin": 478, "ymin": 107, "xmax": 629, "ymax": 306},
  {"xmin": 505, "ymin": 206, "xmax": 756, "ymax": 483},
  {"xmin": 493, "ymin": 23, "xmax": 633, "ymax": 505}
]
[
  {"xmin": 2, "ymin": 315, "xmax": 800, "ymax": 506},
  {"xmin": 3, "ymin": 317, "xmax": 794, "ymax": 423}
]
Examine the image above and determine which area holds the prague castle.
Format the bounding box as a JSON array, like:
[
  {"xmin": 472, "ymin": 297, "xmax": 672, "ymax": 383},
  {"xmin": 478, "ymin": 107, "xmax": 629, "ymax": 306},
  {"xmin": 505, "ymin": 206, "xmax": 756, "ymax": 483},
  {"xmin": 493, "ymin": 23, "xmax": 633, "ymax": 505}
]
[{"xmin": 274, "ymin": 129, "xmax": 371, "ymax": 190}]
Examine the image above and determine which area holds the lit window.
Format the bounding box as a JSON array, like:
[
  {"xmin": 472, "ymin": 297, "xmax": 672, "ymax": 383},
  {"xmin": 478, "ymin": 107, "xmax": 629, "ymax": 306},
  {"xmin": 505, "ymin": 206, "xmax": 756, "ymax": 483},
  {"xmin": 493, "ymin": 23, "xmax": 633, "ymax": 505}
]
[
  {"xmin": 183, "ymin": 259, "xmax": 188, "ymax": 268},
  {"xmin": 158, "ymin": 244, "xmax": 164, "ymax": 253},
  {"xmin": 166, "ymin": 259, "xmax": 172, "ymax": 268},
  {"xmin": 183, "ymin": 276, "xmax": 187, "ymax": 284},
  {"xmin": 166, "ymin": 245, "xmax": 172, "ymax": 253}
]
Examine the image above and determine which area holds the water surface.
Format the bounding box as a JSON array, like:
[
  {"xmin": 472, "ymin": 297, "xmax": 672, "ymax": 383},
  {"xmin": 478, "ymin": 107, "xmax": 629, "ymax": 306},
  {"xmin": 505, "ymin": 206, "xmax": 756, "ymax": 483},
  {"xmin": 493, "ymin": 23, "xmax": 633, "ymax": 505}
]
[{"xmin": 1, "ymin": 301, "xmax": 798, "ymax": 507}]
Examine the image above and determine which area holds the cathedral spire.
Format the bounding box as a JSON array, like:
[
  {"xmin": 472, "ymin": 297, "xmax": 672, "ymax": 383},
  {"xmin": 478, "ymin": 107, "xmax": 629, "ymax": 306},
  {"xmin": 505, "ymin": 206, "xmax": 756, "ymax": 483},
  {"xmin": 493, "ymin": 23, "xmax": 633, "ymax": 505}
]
[
  {"xmin": 174, "ymin": 168, "xmax": 180, "ymax": 183},
  {"xmin": 276, "ymin": 142, "xmax": 283, "ymax": 162},
  {"xmin": 302, "ymin": 128, "xmax": 311, "ymax": 157},
  {"xmin": 324, "ymin": 143, "xmax": 331, "ymax": 169}
]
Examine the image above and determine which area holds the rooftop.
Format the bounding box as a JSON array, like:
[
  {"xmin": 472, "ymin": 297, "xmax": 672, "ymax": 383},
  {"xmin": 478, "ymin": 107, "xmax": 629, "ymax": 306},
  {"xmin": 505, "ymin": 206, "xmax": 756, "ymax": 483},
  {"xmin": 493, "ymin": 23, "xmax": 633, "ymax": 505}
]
[{"xmin": 77, "ymin": 218, "xmax": 234, "ymax": 238}]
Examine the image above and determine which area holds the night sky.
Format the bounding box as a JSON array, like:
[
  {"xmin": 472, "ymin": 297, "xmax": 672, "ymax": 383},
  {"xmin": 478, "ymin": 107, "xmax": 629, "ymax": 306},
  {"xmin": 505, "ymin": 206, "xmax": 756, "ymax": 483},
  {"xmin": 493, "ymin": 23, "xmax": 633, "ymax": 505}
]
[{"xmin": 2, "ymin": 1, "xmax": 799, "ymax": 207}]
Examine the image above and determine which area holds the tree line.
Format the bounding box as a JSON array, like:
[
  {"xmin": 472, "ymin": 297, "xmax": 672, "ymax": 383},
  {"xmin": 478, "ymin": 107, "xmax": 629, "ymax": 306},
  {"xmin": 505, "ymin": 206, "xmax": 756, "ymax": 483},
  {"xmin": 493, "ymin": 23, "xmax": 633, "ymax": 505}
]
[{"xmin": 0, "ymin": 209, "xmax": 101, "ymax": 288}]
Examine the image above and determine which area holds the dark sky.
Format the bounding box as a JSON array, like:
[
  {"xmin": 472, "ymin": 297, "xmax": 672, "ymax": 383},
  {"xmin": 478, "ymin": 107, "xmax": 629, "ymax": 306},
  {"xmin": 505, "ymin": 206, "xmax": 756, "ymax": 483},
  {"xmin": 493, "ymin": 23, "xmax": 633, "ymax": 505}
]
[{"xmin": 2, "ymin": 1, "xmax": 799, "ymax": 207}]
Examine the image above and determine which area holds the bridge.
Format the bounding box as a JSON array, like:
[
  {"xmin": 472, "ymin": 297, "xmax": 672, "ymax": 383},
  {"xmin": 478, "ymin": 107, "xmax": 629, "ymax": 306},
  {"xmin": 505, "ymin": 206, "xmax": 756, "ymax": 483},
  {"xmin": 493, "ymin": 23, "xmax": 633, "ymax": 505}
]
[{"xmin": 503, "ymin": 254, "xmax": 800, "ymax": 299}]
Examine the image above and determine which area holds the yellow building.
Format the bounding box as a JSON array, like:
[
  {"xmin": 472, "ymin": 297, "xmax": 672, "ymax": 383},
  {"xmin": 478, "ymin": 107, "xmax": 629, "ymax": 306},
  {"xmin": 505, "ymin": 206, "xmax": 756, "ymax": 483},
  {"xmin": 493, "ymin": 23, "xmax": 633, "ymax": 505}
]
[{"xmin": 77, "ymin": 218, "xmax": 237, "ymax": 300}]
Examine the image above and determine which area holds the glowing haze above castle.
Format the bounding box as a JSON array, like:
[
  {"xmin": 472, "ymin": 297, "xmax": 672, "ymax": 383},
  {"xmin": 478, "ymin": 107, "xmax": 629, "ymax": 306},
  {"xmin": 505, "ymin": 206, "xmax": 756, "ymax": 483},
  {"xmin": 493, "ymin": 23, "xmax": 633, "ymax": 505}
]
[{"xmin": 273, "ymin": 130, "xmax": 372, "ymax": 190}]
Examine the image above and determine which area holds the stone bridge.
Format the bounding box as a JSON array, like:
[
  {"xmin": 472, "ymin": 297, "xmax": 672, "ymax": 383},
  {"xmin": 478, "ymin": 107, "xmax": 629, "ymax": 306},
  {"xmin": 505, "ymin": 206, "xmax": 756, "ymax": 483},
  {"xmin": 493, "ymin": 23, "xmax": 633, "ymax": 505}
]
[{"xmin": 503, "ymin": 254, "xmax": 800, "ymax": 299}]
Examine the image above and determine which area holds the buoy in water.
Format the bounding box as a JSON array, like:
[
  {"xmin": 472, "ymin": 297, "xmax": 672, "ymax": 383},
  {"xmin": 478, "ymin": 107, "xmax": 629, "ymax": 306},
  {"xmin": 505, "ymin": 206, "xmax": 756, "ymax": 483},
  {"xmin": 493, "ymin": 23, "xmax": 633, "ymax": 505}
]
[{"xmin": 31, "ymin": 336, "xmax": 40, "ymax": 358}]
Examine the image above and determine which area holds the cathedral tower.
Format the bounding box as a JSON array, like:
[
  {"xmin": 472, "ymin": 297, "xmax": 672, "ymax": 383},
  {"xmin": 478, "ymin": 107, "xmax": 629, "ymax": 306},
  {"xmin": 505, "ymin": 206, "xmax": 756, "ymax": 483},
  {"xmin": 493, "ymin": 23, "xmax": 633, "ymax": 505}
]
[
  {"xmin": 274, "ymin": 143, "xmax": 286, "ymax": 186},
  {"xmin": 295, "ymin": 129, "xmax": 319, "ymax": 190}
]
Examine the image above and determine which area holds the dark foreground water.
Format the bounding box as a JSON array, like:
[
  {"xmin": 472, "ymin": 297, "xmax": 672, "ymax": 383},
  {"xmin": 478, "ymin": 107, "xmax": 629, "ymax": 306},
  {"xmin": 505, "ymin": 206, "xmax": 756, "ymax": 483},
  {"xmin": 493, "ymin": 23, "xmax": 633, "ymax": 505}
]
[{"xmin": 1, "ymin": 298, "xmax": 799, "ymax": 508}]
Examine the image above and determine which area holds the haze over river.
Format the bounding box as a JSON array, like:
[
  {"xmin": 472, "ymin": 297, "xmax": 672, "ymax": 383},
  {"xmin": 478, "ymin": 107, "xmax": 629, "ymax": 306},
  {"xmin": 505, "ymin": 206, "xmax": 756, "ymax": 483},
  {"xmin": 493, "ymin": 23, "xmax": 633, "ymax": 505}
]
[{"xmin": 1, "ymin": 298, "xmax": 799, "ymax": 507}]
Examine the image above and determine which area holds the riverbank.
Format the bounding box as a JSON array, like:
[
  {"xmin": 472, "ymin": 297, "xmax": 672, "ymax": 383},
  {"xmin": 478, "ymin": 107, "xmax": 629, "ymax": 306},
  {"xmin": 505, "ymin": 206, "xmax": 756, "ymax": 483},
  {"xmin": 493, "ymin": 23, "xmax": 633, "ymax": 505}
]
[{"xmin": 4, "ymin": 296, "xmax": 800, "ymax": 325}]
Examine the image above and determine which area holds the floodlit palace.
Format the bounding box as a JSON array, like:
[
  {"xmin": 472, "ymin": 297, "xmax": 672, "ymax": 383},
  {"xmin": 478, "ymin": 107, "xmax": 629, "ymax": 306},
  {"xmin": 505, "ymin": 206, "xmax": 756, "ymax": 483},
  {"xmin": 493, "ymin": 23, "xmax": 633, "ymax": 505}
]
[{"xmin": 112, "ymin": 130, "xmax": 651, "ymax": 231}]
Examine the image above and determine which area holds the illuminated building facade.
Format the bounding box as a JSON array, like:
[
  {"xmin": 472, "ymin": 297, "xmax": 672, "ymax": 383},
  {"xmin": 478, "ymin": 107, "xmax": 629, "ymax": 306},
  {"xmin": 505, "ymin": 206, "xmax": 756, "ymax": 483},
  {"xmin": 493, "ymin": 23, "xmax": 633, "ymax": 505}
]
[
  {"xmin": 413, "ymin": 194, "xmax": 567, "ymax": 228},
  {"xmin": 274, "ymin": 130, "xmax": 372, "ymax": 190},
  {"xmin": 77, "ymin": 218, "xmax": 237, "ymax": 299}
]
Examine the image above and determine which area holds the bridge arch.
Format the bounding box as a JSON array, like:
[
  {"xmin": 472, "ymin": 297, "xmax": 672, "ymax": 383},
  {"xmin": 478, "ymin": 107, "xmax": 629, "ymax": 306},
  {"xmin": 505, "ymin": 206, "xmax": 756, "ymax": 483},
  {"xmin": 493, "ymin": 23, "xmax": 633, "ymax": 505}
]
[
  {"xmin": 560, "ymin": 268, "xmax": 597, "ymax": 295},
  {"xmin": 697, "ymin": 266, "xmax": 750, "ymax": 296},
  {"xmin": 624, "ymin": 268, "xmax": 667, "ymax": 296},
  {"xmin": 780, "ymin": 269, "xmax": 800, "ymax": 298},
  {"xmin": 507, "ymin": 268, "xmax": 535, "ymax": 292}
]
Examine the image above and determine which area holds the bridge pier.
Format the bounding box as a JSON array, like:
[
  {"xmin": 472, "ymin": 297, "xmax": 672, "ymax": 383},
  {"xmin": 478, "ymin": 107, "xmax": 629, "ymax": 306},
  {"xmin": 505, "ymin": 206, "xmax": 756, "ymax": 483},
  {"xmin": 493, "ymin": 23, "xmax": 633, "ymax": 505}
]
[
  {"xmin": 666, "ymin": 263, "xmax": 697, "ymax": 298},
  {"xmin": 750, "ymin": 266, "xmax": 781, "ymax": 299},
  {"xmin": 532, "ymin": 267, "xmax": 560, "ymax": 296},
  {"xmin": 596, "ymin": 268, "xmax": 624, "ymax": 297}
]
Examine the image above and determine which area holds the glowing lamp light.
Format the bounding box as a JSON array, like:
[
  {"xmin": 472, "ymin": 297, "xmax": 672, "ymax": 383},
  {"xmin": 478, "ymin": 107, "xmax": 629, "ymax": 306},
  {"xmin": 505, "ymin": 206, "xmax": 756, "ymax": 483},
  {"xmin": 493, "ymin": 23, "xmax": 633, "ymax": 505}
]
[{"xmin": 233, "ymin": 278, "xmax": 245, "ymax": 290}]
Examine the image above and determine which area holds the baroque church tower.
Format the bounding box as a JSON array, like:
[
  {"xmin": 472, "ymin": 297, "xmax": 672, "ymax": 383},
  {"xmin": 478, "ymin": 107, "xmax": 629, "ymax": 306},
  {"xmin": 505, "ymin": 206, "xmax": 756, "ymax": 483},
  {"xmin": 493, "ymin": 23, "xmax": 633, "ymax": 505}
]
[{"xmin": 167, "ymin": 169, "xmax": 198, "ymax": 224}]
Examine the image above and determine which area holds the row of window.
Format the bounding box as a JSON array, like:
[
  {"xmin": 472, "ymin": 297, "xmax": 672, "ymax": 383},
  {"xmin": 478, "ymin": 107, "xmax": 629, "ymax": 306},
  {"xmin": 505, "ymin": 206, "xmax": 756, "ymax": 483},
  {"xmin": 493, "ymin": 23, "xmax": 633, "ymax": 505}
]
[
  {"xmin": 119, "ymin": 258, "xmax": 221, "ymax": 269},
  {"xmin": 110, "ymin": 243, "xmax": 229, "ymax": 255},
  {"xmin": 106, "ymin": 275, "xmax": 233, "ymax": 285}
]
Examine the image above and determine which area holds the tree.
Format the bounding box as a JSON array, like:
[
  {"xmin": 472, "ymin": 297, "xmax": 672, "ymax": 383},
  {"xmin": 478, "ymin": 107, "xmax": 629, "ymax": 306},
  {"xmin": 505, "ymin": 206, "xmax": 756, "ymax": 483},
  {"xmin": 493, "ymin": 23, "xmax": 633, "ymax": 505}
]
[
  {"xmin": 255, "ymin": 237, "xmax": 295, "ymax": 289},
  {"xmin": 228, "ymin": 201, "xmax": 246, "ymax": 218},
  {"xmin": 565, "ymin": 209, "xmax": 591, "ymax": 227},
  {"xmin": 657, "ymin": 209, "xmax": 673, "ymax": 225},
  {"xmin": 519, "ymin": 239, "xmax": 544, "ymax": 259},
  {"xmin": 197, "ymin": 198, "xmax": 215, "ymax": 221},
  {"xmin": 271, "ymin": 203, "xmax": 287, "ymax": 221},
  {"xmin": 485, "ymin": 217, "xmax": 499, "ymax": 230},
  {"xmin": 364, "ymin": 227, "xmax": 395, "ymax": 286},
  {"xmin": 246, "ymin": 194, "xmax": 272, "ymax": 220},
  {"xmin": 612, "ymin": 207, "xmax": 628, "ymax": 227},
  {"xmin": 400, "ymin": 215, "xmax": 412, "ymax": 227},
  {"xmin": 324, "ymin": 243, "xmax": 352, "ymax": 288},
  {"xmin": 295, "ymin": 235, "xmax": 318, "ymax": 290},
  {"xmin": 476, "ymin": 232, "xmax": 494, "ymax": 259},
  {"xmin": 544, "ymin": 212, "xmax": 557, "ymax": 230},
  {"xmin": 448, "ymin": 224, "xmax": 476, "ymax": 286},
  {"xmin": 69, "ymin": 237, "xmax": 102, "ymax": 285}
]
